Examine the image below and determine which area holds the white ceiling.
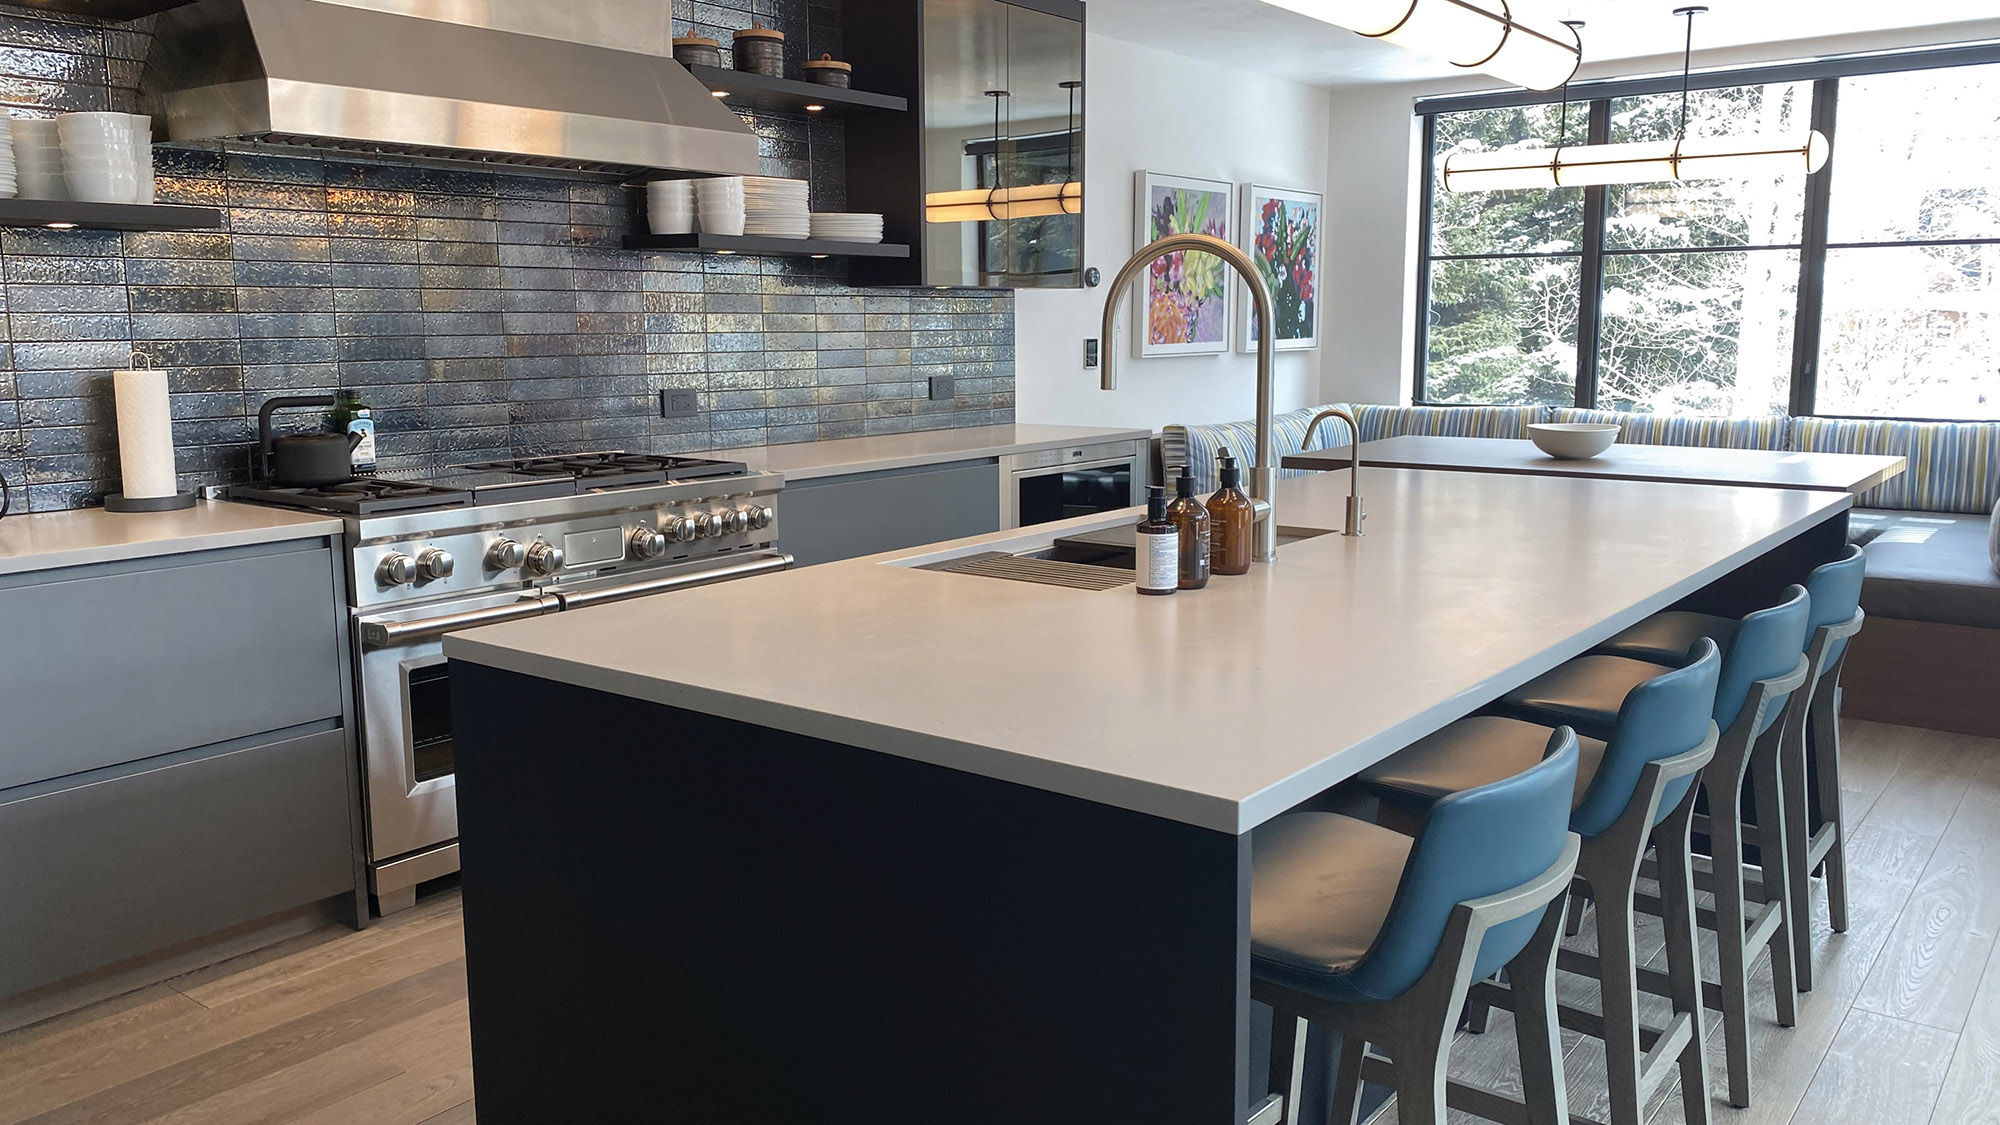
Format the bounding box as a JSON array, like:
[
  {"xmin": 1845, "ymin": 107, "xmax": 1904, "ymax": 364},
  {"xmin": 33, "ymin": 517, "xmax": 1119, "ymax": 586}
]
[{"xmin": 1083, "ymin": 0, "xmax": 2000, "ymax": 90}]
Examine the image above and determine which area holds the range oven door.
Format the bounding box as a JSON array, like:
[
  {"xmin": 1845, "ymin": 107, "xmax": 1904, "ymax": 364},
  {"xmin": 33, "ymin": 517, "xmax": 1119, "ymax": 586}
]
[
  {"xmin": 355, "ymin": 589, "xmax": 552, "ymax": 865},
  {"xmin": 1002, "ymin": 448, "xmax": 1144, "ymax": 529}
]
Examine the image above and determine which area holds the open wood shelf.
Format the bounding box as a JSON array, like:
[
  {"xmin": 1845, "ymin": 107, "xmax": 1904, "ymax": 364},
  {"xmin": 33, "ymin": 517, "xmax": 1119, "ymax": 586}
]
[
  {"xmin": 683, "ymin": 64, "xmax": 907, "ymax": 114},
  {"xmin": 0, "ymin": 198, "xmax": 224, "ymax": 232},
  {"xmin": 623, "ymin": 232, "xmax": 911, "ymax": 258}
]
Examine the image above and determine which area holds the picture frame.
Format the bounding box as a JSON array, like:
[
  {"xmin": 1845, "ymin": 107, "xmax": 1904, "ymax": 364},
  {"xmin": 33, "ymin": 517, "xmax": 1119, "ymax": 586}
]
[
  {"xmin": 1132, "ymin": 170, "xmax": 1234, "ymax": 358},
  {"xmin": 1238, "ymin": 183, "xmax": 1323, "ymax": 353}
]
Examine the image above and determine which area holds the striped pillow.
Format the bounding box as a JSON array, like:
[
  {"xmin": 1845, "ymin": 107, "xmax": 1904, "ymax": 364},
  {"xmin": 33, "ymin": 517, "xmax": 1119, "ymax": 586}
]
[
  {"xmin": 1791, "ymin": 417, "xmax": 2000, "ymax": 515},
  {"xmin": 1378, "ymin": 405, "xmax": 1549, "ymax": 439},
  {"xmin": 1551, "ymin": 409, "xmax": 1792, "ymax": 451},
  {"xmin": 1161, "ymin": 404, "xmax": 1357, "ymax": 494}
]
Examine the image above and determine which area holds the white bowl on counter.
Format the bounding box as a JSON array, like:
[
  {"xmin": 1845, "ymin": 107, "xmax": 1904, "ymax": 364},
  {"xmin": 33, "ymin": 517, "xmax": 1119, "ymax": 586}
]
[{"xmin": 1527, "ymin": 423, "xmax": 1620, "ymax": 460}]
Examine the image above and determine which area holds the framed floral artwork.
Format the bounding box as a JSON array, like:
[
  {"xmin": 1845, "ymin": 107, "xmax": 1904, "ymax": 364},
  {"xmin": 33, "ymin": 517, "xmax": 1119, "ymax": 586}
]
[
  {"xmin": 1133, "ymin": 171, "xmax": 1233, "ymax": 357},
  {"xmin": 1239, "ymin": 184, "xmax": 1322, "ymax": 353}
]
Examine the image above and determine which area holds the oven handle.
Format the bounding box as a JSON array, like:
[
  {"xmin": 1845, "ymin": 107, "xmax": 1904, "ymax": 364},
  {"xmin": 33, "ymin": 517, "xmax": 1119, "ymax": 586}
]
[
  {"xmin": 552, "ymin": 552, "xmax": 794, "ymax": 612},
  {"xmin": 360, "ymin": 597, "xmax": 553, "ymax": 649}
]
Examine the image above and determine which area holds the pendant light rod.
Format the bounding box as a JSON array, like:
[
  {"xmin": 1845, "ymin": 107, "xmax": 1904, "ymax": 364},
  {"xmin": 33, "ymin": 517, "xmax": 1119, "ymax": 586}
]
[{"xmin": 1674, "ymin": 5, "xmax": 1706, "ymax": 140}]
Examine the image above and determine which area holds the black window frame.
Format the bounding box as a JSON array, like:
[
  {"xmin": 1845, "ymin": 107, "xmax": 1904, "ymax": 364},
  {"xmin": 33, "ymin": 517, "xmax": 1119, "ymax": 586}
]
[{"xmin": 1412, "ymin": 42, "xmax": 2000, "ymax": 422}]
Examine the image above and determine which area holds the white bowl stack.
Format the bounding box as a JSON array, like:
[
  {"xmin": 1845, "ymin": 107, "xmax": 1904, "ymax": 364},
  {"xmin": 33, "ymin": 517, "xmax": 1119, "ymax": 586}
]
[
  {"xmin": 646, "ymin": 180, "xmax": 695, "ymax": 235},
  {"xmin": 695, "ymin": 176, "xmax": 745, "ymax": 236},
  {"xmin": 128, "ymin": 112, "xmax": 155, "ymax": 204},
  {"xmin": 808, "ymin": 212, "xmax": 885, "ymax": 244},
  {"xmin": 0, "ymin": 123, "xmax": 15, "ymax": 199},
  {"xmin": 57, "ymin": 112, "xmax": 141, "ymax": 204},
  {"xmin": 743, "ymin": 176, "xmax": 809, "ymax": 239},
  {"xmin": 11, "ymin": 117, "xmax": 66, "ymax": 200}
]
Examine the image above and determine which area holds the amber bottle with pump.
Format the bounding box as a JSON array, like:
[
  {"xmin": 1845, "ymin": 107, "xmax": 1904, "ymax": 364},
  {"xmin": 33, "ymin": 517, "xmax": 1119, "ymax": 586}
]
[
  {"xmin": 1135, "ymin": 485, "xmax": 1179, "ymax": 596},
  {"xmin": 1165, "ymin": 468, "xmax": 1210, "ymax": 590},
  {"xmin": 1207, "ymin": 452, "xmax": 1255, "ymax": 576}
]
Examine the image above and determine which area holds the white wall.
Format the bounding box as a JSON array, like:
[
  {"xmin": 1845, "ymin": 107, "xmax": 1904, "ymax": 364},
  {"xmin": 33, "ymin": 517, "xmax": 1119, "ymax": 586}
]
[
  {"xmin": 1012, "ymin": 32, "xmax": 1332, "ymax": 430},
  {"xmin": 1314, "ymin": 18, "xmax": 2000, "ymax": 409}
]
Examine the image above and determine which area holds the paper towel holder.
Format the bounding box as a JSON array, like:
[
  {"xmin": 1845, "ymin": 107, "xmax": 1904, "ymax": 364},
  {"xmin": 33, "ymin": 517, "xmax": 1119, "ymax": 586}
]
[{"xmin": 105, "ymin": 490, "xmax": 197, "ymax": 513}]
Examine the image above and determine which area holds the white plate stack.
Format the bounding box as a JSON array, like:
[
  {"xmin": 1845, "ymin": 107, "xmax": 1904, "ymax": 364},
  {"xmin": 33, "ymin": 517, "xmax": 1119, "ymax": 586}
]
[
  {"xmin": 129, "ymin": 112, "xmax": 155, "ymax": 204},
  {"xmin": 56, "ymin": 112, "xmax": 139, "ymax": 204},
  {"xmin": 743, "ymin": 176, "xmax": 810, "ymax": 239},
  {"xmin": 0, "ymin": 121, "xmax": 15, "ymax": 199},
  {"xmin": 695, "ymin": 176, "xmax": 745, "ymax": 237},
  {"xmin": 646, "ymin": 180, "xmax": 695, "ymax": 235},
  {"xmin": 10, "ymin": 117, "xmax": 65, "ymax": 200},
  {"xmin": 808, "ymin": 212, "xmax": 885, "ymax": 244}
]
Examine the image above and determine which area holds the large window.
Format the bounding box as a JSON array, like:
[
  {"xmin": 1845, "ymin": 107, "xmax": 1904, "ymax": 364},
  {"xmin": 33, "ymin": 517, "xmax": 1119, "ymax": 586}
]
[{"xmin": 1415, "ymin": 49, "xmax": 2000, "ymax": 421}]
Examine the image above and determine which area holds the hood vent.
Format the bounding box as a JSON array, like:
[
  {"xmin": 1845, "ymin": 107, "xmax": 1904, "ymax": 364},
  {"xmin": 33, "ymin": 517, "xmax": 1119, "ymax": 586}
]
[{"xmin": 142, "ymin": 0, "xmax": 762, "ymax": 179}]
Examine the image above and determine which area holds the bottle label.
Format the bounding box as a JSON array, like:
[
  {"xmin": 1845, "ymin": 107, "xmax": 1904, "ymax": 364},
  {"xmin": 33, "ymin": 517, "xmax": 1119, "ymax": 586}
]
[
  {"xmin": 347, "ymin": 415, "xmax": 378, "ymax": 472},
  {"xmin": 1140, "ymin": 530, "xmax": 1179, "ymax": 593}
]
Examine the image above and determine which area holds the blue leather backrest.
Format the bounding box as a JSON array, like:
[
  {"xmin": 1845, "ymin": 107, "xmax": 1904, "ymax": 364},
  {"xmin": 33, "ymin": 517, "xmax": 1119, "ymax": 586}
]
[
  {"xmin": 1572, "ymin": 638, "xmax": 1722, "ymax": 838},
  {"xmin": 1809, "ymin": 545, "xmax": 1867, "ymax": 668},
  {"xmin": 1348, "ymin": 731, "xmax": 1579, "ymax": 1000},
  {"xmin": 1717, "ymin": 585, "xmax": 1812, "ymax": 736}
]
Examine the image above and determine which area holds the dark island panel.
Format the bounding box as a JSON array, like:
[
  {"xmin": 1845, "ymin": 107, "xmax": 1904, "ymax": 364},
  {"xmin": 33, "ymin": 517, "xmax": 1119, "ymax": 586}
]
[{"xmin": 451, "ymin": 663, "xmax": 1252, "ymax": 1124}]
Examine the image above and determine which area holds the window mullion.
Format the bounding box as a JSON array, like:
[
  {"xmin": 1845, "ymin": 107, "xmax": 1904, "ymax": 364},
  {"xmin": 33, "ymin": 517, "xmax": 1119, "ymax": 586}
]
[
  {"xmin": 1413, "ymin": 112, "xmax": 1437, "ymax": 405},
  {"xmin": 1574, "ymin": 99, "xmax": 1611, "ymax": 410},
  {"xmin": 1790, "ymin": 77, "xmax": 1840, "ymax": 418}
]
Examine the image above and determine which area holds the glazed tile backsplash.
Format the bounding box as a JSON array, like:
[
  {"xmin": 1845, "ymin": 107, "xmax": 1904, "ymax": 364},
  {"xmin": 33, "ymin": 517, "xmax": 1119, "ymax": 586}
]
[{"xmin": 0, "ymin": 1, "xmax": 1015, "ymax": 512}]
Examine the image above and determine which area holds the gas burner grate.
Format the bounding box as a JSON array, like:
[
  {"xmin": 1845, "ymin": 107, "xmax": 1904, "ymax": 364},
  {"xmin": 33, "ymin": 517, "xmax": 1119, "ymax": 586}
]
[{"xmin": 229, "ymin": 478, "xmax": 476, "ymax": 515}]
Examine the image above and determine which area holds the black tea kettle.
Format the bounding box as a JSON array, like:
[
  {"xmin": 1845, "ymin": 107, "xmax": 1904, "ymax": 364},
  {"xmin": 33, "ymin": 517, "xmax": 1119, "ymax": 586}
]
[{"xmin": 259, "ymin": 396, "xmax": 361, "ymax": 487}]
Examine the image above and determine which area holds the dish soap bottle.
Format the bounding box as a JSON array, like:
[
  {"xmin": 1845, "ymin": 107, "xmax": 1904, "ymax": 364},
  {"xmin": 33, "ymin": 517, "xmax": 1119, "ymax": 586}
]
[
  {"xmin": 1135, "ymin": 484, "xmax": 1179, "ymax": 597},
  {"xmin": 1165, "ymin": 467, "xmax": 1210, "ymax": 590},
  {"xmin": 329, "ymin": 391, "xmax": 377, "ymax": 475},
  {"xmin": 1207, "ymin": 452, "xmax": 1255, "ymax": 576}
]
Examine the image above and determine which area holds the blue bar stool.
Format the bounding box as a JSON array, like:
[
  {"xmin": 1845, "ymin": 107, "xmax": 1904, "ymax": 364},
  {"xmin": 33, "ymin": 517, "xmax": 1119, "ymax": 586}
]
[
  {"xmin": 1501, "ymin": 587, "xmax": 1812, "ymax": 1109},
  {"xmin": 1254, "ymin": 731, "xmax": 1581, "ymax": 1125},
  {"xmin": 1358, "ymin": 641, "xmax": 1723, "ymax": 1125},
  {"xmin": 1597, "ymin": 548, "xmax": 1867, "ymax": 994}
]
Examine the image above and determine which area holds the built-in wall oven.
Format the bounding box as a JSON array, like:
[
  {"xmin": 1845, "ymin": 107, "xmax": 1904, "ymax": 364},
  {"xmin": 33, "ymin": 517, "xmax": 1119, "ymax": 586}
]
[{"xmin": 999, "ymin": 439, "xmax": 1149, "ymax": 528}]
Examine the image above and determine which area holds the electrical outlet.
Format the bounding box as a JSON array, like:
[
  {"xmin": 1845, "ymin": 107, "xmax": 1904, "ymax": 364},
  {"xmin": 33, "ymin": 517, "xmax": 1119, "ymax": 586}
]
[
  {"xmin": 1084, "ymin": 338, "xmax": 1100, "ymax": 368},
  {"xmin": 928, "ymin": 375, "xmax": 955, "ymax": 401},
  {"xmin": 659, "ymin": 389, "xmax": 699, "ymax": 419}
]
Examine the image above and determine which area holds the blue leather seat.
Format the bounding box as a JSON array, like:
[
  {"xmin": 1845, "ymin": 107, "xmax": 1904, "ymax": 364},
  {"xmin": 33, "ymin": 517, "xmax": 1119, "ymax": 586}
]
[{"xmin": 1253, "ymin": 732, "xmax": 1582, "ymax": 1124}]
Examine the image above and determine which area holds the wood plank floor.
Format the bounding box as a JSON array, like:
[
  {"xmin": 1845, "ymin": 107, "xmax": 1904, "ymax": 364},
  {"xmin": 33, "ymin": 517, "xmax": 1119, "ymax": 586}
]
[{"xmin": 0, "ymin": 719, "xmax": 1993, "ymax": 1123}]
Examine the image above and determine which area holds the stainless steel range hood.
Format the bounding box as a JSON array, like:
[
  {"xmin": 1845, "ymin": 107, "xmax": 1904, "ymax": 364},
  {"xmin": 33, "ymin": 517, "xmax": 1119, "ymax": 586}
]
[{"xmin": 142, "ymin": 0, "xmax": 761, "ymax": 178}]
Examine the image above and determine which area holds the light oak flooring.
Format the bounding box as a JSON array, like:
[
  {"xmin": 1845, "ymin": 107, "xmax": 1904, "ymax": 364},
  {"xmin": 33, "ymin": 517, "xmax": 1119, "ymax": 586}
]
[{"xmin": 1, "ymin": 719, "xmax": 1996, "ymax": 1124}]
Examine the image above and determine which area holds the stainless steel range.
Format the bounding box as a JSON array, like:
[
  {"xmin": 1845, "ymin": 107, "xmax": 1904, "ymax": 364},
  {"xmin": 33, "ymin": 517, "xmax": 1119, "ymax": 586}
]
[{"xmin": 231, "ymin": 452, "xmax": 788, "ymax": 913}]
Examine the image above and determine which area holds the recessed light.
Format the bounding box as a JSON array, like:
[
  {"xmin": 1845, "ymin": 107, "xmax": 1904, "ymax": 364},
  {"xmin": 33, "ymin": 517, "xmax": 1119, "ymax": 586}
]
[
  {"xmin": 717, "ymin": 249, "xmax": 736, "ymax": 255},
  {"xmin": 810, "ymin": 254, "xmax": 828, "ymax": 259},
  {"xmin": 712, "ymin": 90, "xmax": 730, "ymax": 98},
  {"xmin": 45, "ymin": 221, "xmax": 76, "ymax": 230},
  {"xmin": 805, "ymin": 105, "xmax": 825, "ymax": 113}
]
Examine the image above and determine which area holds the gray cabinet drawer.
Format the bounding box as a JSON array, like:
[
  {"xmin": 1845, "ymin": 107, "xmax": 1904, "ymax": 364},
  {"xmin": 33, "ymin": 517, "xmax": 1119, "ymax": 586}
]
[
  {"xmin": 0, "ymin": 542, "xmax": 343, "ymax": 790},
  {"xmin": 782, "ymin": 460, "xmax": 1001, "ymax": 567},
  {"xmin": 0, "ymin": 727, "xmax": 356, "ymax": 998}
]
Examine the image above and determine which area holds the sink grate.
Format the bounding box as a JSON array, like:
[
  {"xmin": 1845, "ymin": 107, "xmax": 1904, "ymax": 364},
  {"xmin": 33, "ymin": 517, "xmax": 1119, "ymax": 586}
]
[{"xmin": 919, "ymin": 551, "xmax": 1133, "ymax": 591}]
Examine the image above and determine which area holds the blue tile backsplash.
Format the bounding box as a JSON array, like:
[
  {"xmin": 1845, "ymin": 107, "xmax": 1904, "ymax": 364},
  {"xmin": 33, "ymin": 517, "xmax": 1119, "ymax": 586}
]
[{"xmin": 0, "ymin": 1, "xmax": 1015, "ymax": 512}]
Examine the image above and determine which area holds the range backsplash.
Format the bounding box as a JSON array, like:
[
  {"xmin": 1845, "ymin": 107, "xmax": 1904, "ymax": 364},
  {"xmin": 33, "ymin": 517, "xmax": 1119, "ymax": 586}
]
[{"xmin": 0, "ymin": 0, "xmax": 1015, "ymax": 513}]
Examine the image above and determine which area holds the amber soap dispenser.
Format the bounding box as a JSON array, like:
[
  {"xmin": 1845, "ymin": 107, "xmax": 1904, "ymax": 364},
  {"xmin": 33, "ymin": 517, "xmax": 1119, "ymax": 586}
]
[
  {"xmin": 1206, "ymin": 452, "xmax": 1255, "ymax": 576},
  {"xmin": 1166, "ymin": 467, "xmax": 1211, "ymax": 590}
]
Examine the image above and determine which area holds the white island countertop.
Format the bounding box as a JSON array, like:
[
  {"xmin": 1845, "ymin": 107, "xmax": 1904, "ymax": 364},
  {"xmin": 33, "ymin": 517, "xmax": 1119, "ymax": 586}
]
[
  {"xmin": 0, "ymin": 500, "xmax": 343, "ymax": 577},
  {"xmin": 685, "ymin": 423, "xmax": 1152, "ymax": 482},
  {"xmin": 447, "ymin": 469, "xmax": 1849, "ymax": 834}
]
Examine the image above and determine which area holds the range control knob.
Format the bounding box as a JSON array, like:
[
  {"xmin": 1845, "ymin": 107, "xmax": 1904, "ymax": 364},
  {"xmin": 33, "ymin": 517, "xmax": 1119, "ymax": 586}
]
[
  {"xmin": 416, "ymin": 548, "xmax": 455, "ymax": 581},
  {"xmin": 523, "ymin": 541, "xmax": 566, "ymax": 578},
  {"xmin": 724, "ymin": 508, "xmax": 753, "ymax": 535},
  {"xmin": 376, "ymin": 553, "xmax": 417, "ymax": 587},
  {"xmin": 747, "ymin": 504, "xmax": 775, "ymax": 530},
  {"xmin": 487, "ymin": 538, "xmax": 527, "ymax": 570},
  {"xmin": 696, "ymin": 513, "xmax": 727, "ymax": 539},
  {"xmin": 664, "ymin": 516, "xmax": 699, "ymax": 543},
  {"xmin": 629, "ymin": 526, "xmax": 668, "ymax": 560}
]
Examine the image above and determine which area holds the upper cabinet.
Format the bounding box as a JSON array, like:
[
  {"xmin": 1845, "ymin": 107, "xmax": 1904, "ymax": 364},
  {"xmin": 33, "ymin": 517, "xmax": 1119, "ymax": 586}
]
[{"xmin": 847, "ymin": 0, "xmax": 1085, "ymax": 289}]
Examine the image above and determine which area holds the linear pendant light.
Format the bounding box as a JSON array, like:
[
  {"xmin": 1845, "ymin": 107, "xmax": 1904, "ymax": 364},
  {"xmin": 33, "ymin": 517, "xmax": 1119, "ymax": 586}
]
[
  {"xmin": 926, "ymin": 83, "xmax": 1084, "ymax": 224},
  {"xmin": 1441, "ymin": 6, "xmax": 1832, "ymax": 193},
  {"xmin": 1258, "ymin": 0, "xmax": 1582, "ymax": 90}
]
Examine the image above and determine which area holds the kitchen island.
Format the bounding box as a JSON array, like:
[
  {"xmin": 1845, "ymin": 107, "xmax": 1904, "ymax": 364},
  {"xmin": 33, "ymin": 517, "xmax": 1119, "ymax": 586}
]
[{"xmin": 444, "ymin": 468, "xmax": 1852, "ymax": 1124}]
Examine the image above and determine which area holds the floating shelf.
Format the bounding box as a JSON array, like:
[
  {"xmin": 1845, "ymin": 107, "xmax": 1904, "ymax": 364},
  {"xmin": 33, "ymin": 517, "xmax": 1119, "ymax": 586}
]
[
  {"xmin": 624, "ymin": 232, "xmax": 911, "ymax": 258},
  {"xmin": 684, "ymin": 64, "xmax": 907, "ymax": 114},
  {"xmin": 4, "ymin": 0, "xmax": 198, "ymax": 16},
  {"xmin": 0, "ymin": 198, "xmax": 224, "ymax": 233}
]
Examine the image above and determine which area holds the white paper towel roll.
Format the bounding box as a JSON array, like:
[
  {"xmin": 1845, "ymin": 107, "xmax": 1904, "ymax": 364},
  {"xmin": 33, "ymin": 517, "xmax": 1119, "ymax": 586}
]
[{"xmin": 113, "ymin": 368, "xmax": 178, "ymax": 500}]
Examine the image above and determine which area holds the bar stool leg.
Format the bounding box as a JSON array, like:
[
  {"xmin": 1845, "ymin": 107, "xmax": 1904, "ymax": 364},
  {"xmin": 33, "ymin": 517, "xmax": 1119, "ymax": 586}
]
[
  {"xmin": 1387, "ymin": 1028, "xmax": 1451, "ymax": 1124},
  {"xmin": 1511, "ymin": 901, "xmax": 1572, "ymax": 1125},
  {"xmin": 1655, "ymin": 792, "xmax": 1714, "ymax": 1125},
  {"xmin": 1268, "ymin": 1010, "xmax": 1307, "ymax": 1125},
  {"xmin": 1780, "ymin": 689, "xmax": 1817, "ymax": 994},
  {"xmin": 1331, "ymin": 1035, "xmax": 1368, "ymax": 1125},
  {"xmin": 1590, "ymin": 867, "xmax": 1646, "ymax": 1125},
  {"xmin": 1751, "ymin": 734, "xmax": 1800, "ymax": 1028},
  {"xmin": 1707, "ymin": 771, "xmax": 1756, "ymax": 1109},
  {"xmin": 1812, "ymin": 683, "xmax": 1850, "ymax": 935}
]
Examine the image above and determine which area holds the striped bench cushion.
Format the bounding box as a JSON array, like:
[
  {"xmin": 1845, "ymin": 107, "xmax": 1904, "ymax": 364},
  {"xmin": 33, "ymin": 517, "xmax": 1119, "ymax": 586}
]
[
  {"xmin": 1791, "ymin": 418, "xmax": 2000, "ymax": 515},
  {"xmin": 1550, "ymin": 409, "xmax": 1792, "ymax": 451},
  {"xmin": 1360, "ymin": 404, "xmax": 1550, "ymax": 440},
  {"xmin": 1161, "ymin": 404, "xmax": 1357, "ymax": 494}
]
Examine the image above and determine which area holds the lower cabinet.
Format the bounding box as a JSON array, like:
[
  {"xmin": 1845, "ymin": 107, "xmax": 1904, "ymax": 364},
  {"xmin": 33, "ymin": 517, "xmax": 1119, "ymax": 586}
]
[
  {"xmin": 780, "ymin": 459, "xmax": 1002, "ymax": 566},
  {"xmin": 0, "ymin": 727, "xmax": 357, "ymax": 998}
]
